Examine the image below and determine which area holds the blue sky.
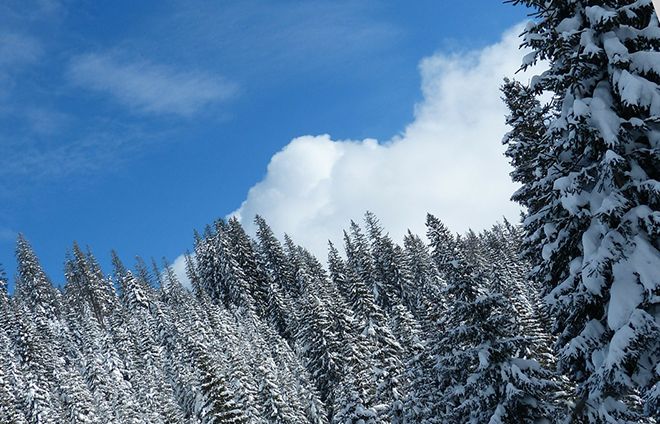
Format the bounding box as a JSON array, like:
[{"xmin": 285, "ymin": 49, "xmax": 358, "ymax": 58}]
[{"xmin": 0, "ymin": 0, "xmax": 530, "ymax": 286}]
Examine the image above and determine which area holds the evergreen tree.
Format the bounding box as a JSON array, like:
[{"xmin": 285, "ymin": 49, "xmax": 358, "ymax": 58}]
[
  {"xmin": 64, "ymin": 243, "xmax": 117, "ymax": 326},
  {"xmin": 226, "ymin": 217, "xmax": 272, "ymax": 317},
  {"xmin": 506, "ymin": 1, "xmax": 660, "ymax": 420},
  {"xmin": 0, "ymin": 269, "xmax": 25, "ymax": 416},
  {"xmin": 327, "ymin": 241, "xmax": 353, "ymax": 305},
  {"xmin": 425, "ymin": 214, "xmax": 458, "ymax": 278},
  {"xmin": 364, "ymin": 212, "xmax": 408, "ymax": 312},
  {"xmin": 257, "ymin": 360, "xmax": 301, "ymax": 424},
  {"xmin": 195, "ymin": 350, "xmax": 248, "ymax": 424},
  {"xmin": 13, "ymin": 304, "xmax": 61, "ymax": 423},
  {"xmin": 296, "ymin": 293, "xmax": 343, "ymax": 407},
  {"xmin": 8, "ymin": 207, "xmax": 651, "ymax": 422},
  {"xmin": 332, "ymin": 333, "xmax": 381, "ymax": 424},
  {"xmin": 0, "ymin": 367, "xmax": 27, "ymax": 423},
  {"xmin": 254, "ymin": 215, "xmax": 296, "ymax": 298},
  {"xmin": 435, "ymin": 256, "xmax": 557, "ymax": 423},
  {"xmin": 15, "ymin": 235, "xmax": 61, "ymax": 318},
  {"xmin": 402, "ymin": 230, "xmax": 443, "ymax": 326}
]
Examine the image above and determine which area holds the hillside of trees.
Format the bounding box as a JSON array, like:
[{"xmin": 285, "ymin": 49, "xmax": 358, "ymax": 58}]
[
  {"xmin": 1, "ymin": 0, "xmax": 659, "ymax": 423},
  {"xmin": 3, "ymin": 213, "xmax": 567, "ymax": 424}
]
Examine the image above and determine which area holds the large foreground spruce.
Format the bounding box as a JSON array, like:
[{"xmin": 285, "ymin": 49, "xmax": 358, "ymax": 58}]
[{"xmin": 504, "ymin": 0, "xmax": 660, "ymax": 421}]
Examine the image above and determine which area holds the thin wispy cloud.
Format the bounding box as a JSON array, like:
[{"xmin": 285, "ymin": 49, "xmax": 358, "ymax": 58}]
[
  {"xmin": 0, "ymin": 122, "xmax": 161, "ymax": 184},
  {"xmin": 0, "ymin": 32, "xmax": 42, "ymax": 92},
  {"xmin": 68, "ymin": 53, "xmax": 238, "ymax": 117},
  {"xmin": 23, "ymin": 107, "xmax": 71, "ymax": 136},
  {"xmin": 0, "ymin": 32, "xmax": 42, "ymax": 67},
  {"xmin": 154, "ymin": 0, "xmax": 399, "ymax": 76}
]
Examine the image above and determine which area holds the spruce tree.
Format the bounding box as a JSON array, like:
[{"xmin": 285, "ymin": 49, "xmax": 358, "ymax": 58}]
[
  {"xmin": 254, "ymin": 215, "xmax": 296, "ymax": 297},
  {"xmin": 364, "ymin": 212, "xmax": 407, "ymax": 312},
  {"xmin": 506, "ymin": 1, "xmax": 660, "ymax": 420},
  {"xmin": 435, "ymin": 255, "xmax": 557, "ymax": 423},
  {"xmin": 15, "ymin": 235, "xmax": 61, "ymax": 318},
  {"xmin": 425, "ymin": 213, "xmax": 458, "ymax": 278}
]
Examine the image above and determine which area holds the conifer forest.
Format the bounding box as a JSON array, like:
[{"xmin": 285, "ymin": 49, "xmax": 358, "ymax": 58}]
[{"xmin": 1, "ymin": 1, "xmax": 659, "ymax": 423}]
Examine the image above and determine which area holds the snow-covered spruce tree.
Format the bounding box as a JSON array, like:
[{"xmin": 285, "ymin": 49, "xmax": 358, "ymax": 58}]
[
  {"xmin": 64, "ymin": 243, "xmax": 117, "ymax": 326},
  {"xmin": 257, "ymin": 359, "xmax": 302, "ymax": 424},
  {"xmin": 296, "ymin": 292, "xmax": 343, "ymax": 409},
  {"xmin": 189, "ymin": 341, "xmax": 248, "ymax": 424},
  {"xmin": 12, "ymin": 303, "xmax": 62, "ymax": 423},
  {"xmin": 226, "ymin": 217, "xmax": 273, "ymax": 317},
  {"xmin": 401, "ymin": 230, "xmax": 442, "ymax": 324},
  {"xmin": 364, "ymin": 212, "xmax": 408, "ymax": 312},
  {"xmin": 480, "ymin": 226, "xmax": 553, "ymax": 351},
  {"xmin": 434, "ymin": 252, "xmax": 557, "ymax": 423},
  {"xmin": 0, "ymin": 355, "xmax": 27, "ymax": 424},
  {"xmin": 344, "ymin": 222, "xmax": 379, "ymax": 308},
  {"xmin": 284, "ymin": 234, "xmax": 314, "ymax": 297},
  {"xmin": 254, "ymin": 215, "xmax": 296, "ymax": 298},
  {"xmin": 401, "ymin": 341, "xmax": 436, "ymax": 423},
  {"xmin": 425, "ymin": 213, "xmax": 458, "ymax": 279},
  {"xmin": 327, "ymin": 241, "xmax": 354, "ymax": 305},
  {"xmin": 53, "ymin": 364, "xmax": 100, "ymax": 424},
  {"xmin": 15, "ymin": 234, "xmax": 61, "ymax": 318},
  {"xmin": 389, "ymin": 304, "xmax": 433, "ymax": 424},
  {"xmin": 506, "ymin": 1, "xmax": 660, "ymax": 420},
  {"xmin": 254, "ymin": 215, "xmax": 297, "ymax": 340},
  {"xmin": 134, "ymin": 255, "xmax": 157, "ymax": 288},
  {"xmin": 0, "ymin": 279, "xmax": 28, "ymax": 424},
  {"xmin": 332, "ymin": 334, "xmax": 381, "ymax": 424},
  {"xmin": 342, "ymin": 227, "xmax": 387, "ymax": 325}
]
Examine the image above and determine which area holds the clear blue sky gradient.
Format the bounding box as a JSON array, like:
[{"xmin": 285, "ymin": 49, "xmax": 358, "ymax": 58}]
[{"xmin": 0, "ymin": 0, "xmax": 529, "ymax": 287}]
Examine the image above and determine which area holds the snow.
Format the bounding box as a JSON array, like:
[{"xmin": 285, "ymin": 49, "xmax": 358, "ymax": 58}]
[
  {"xmin": 569, "ymin": 257, "xmax": 583, "ymax": 276},
  {"xmin": 607, "ymin": 264, "xmax": 644, "ymax": 331},
  {"xmin": 553, "ymin": 173, "xmax": 589, "ymax": 214},
  {"xmin": 580, "ymin": 220, "xmax": 615, "ymax": 297},
  {"xmin": 478, "ymin": 348, "xmax": 490, "ymax": 369},
  {"xmin": 614, "ymin": 69, "xmax": 660, "ymax": 114},
  {"xmin": 590, "ymin": 82, "xmax": 620, "ymax": 147},
  {"xmin": 585, "ymin": 6, "xmax": 617, "ymax": 26},
  {"xmin": 602, "ymin": 33, "xmax": 629, "ymax": 64},
  {"xmin": 556, "ymin": 15, "xmax": 582, "ymax": 33},
  {"xmin": 543, "ymin": 223, "xmax": 556, "ymax": 238},
  {"xmin": 630, "ymin": 51, "xmax": 660, "ymax": 76},
  {"xmin": 522, "ymin": 51, "xmax": 536, "ymax": 67},
  {"xmin": 605, "ymin": 309, "xmax": 658, "ymax": 387},
  {"xmin": 621, "ymin": 234, "xmax": 660, "ymax": 300},
  {"xmin": 562, "ymin": 319, "xmax": 606, "ymax": 366},
  {"xmin": 580, "ymin": 30, "xmax": 603, "ymax": 57},
  {"xmin": 572, "ymin": 98, "xmax": 589, "ymax": 118}
]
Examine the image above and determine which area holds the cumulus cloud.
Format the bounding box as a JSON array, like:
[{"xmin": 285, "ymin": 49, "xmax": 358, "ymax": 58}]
[
  {"xmin": 68, "ymin": 53, "xmax": 237, "ymax": 116},
  {"xmin": 229, "ymin": 23, "xmax": 534, "ymax": 261},
  {"xmin": 170, "ymin": 23, "xmax": 535, "ymax": 287}
]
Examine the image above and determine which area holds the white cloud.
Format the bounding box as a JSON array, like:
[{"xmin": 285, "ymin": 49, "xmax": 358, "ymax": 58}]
[
  {"xmin": 228, "ymin": 23, "xmax": 535, "ymax": 260},
  {"xmin": 68, "ymin": 53, "xmax": 237, "ymax": 116}
]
